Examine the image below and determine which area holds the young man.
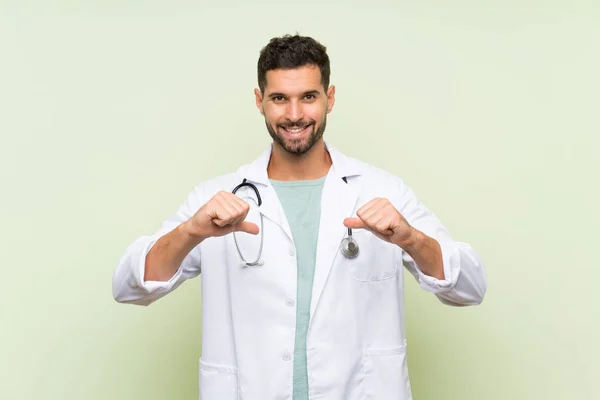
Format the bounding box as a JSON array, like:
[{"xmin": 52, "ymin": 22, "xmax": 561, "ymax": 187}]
[{"xmin": 113, "ymin": 34, "xmax": 487, "ymax": 400}]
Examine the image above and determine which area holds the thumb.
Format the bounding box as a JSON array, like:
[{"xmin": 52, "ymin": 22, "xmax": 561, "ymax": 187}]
[
  {"xmin": 234, "ymin": 221, "xmax": 260, "ymax": 235},
  {"xmin": 343, "ymin": 217, "xmax": 366, "ymax": 229}
]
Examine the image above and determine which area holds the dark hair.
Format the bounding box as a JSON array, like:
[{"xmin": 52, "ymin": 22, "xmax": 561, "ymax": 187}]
[{"xmin": 257, "ymin": 34, "xmax": 330, "ymax": 93}]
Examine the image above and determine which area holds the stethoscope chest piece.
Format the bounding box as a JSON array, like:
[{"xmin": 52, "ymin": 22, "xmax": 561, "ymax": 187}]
[{"xmin": 340, "ymin": 236, "xmax": 360, "ymax": 259}]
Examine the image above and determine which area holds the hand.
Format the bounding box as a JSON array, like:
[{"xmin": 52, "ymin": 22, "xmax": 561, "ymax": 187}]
[
  {"xmin": 183, "ymin": 191, "xmax": 260, "ymax": 239},
  {"xmin": 343, "ymin": 198, "xmax": 415, "ymax": 247}
]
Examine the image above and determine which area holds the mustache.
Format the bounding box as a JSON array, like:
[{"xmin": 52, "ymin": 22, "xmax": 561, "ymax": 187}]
[{"xmin": 278, "ymin": 121, "xmax": 314, "ymax": 129}]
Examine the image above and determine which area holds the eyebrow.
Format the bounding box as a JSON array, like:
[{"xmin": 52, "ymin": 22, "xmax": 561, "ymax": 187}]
[{"xmin": 268, "ymin": 90, "xmax": 321, "ymax": 99}]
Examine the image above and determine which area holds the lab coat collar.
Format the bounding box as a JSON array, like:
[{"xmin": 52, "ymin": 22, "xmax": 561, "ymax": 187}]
[{"xmin": 240, "ymin": 140, "xmax": 363, "ymax": 186}]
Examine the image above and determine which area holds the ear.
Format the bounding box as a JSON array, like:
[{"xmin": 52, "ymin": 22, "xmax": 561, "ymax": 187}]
[
  {"xmin": 254, "ymin": 88, "xmax": 264, "ymax": 115},
  {"xmin": 326, "ymin": 85, "xmax": 336, "ymax": 114}
]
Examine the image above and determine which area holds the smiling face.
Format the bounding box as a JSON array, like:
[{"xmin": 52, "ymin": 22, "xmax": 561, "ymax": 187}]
[{"xmin": 255, "ymin": 64, "xmax": 335, "ymax": 155}]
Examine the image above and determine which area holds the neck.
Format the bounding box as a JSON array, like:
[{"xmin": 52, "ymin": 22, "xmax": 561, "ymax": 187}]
[{"xmin": 267, "ymin": 139, "xmax": 332, "ymax": 181}]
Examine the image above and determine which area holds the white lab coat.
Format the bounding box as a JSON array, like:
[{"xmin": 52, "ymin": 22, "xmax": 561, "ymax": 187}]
[{"xmin": 113, "ymin": 142, "xmax": 486, "ymax": 400}]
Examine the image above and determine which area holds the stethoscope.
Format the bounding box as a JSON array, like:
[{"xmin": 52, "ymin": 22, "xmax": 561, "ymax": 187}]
[{"xmin": 231, "ymin": 177, "xmax": 360, "ymax": 267}]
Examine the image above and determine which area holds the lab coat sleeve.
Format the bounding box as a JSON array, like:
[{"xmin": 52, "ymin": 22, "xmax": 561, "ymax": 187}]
[
  {"xmin": 396, "ymin": 179, "xmax": 487, "ymax": 306},
  {"xmin": 112, "ymin": 185, "xmax": 204, "ymax": 306}
]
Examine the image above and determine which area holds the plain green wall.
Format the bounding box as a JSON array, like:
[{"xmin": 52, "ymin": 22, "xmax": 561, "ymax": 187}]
[{"xmin": 1, "ymin": 1, "xmax": 598, "ymax": 399}]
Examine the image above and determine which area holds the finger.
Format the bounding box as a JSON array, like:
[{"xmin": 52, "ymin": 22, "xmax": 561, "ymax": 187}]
[
  {"xmin": 343, "ymin": 217, "xmax": 367, "ymax": 230},
  {"xmin": 207, "ymin": 192, "xmax": 235, "ymax": 219},
  {"xmin": 231, "ymin": 188, "xmax": 259, "ymax": 210},
  {"xmin": 212, "ymin": 217, "xmax": 231, "ymax": 228},
  {"xmin": 359, "ymin": 204, "xmax": 394, "ymax": 234},
  {"xmin": 207, "ymin": 206, "xmax": 232, "ymax": 228},
  {"xmin": 357, "ymin": 198, "xmax": 387, "ymax": 225},
  {"xmin": 221, "ymin": 192, "xmax": 253, "ymax": 226},
  {"xmin": 234, "ymin": 221, "xmax": 260, "ymax": 235},
  {"xmin": 355, "ymin": 198, "xmax": 379, "ymax": 218},
  {"xmin": 213, "ymin": 195, "xmax": 242, "ymax": 226},
  {"xmin": 222, "ymin": 194, "xmax": 249, "ymax": 226},
  {"xmin": 372, "ymin": 213, "xmax": 395, "ymax": 235},
  {"xmin": 230, "ymin": 191, "xmax": 250, "ymax": 207},
  {"xmin": 218, "ymin": 191, "xmax": 246, "ymax": 214},
  {"xmin": 231, "ymin": 195, "xmax": 252, "ymax": 222}
]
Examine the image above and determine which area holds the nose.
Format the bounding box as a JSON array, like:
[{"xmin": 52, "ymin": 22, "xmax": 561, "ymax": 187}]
[{"xmin": 285, "ymin": 100, "xmax": 303, "ymax": 122}]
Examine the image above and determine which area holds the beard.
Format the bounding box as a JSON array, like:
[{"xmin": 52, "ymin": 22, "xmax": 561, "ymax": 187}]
[{"xmin": 265, "ymin": 116, "xmax": 327, "ymax": 155}]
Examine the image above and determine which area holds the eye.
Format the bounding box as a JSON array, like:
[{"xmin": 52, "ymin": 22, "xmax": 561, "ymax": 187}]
[
  {"xmin": 304, "ymin": 94, "xmax": 315, "ymax": 100},
  {"xmin": 273, "ymin": 96, "xmax": 285, "ymax": 102}
]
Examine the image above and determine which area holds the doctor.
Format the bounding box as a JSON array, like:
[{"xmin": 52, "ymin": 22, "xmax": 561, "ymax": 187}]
[{"xmin": 113, "ymin": 34, "xmax": 486, "ymax": 400}]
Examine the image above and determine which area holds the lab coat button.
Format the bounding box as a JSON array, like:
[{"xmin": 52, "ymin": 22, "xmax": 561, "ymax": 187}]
[
  {"xmin": 288, "ymin": 248, "xmax": 295, "ymax": 256},
  {"xmin": 282, "ymin": 352, "xmax": 292, "ymax": 361},
  {"xmin": 286, "ymin": 299, "xmax": 295, "ymax": 307}
]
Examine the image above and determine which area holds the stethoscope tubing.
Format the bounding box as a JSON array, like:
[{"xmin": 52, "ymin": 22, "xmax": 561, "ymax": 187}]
[{"xmin": 231, "ymin": 177, "xmax": 359, "ymax": 266}]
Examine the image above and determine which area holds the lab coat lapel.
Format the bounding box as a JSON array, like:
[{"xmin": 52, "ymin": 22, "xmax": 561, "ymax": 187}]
[
  {"xmin": 309, "ymin": 157, "xmax": 360, "ymax": 322},
  {"xmin": 258, "ymin": 184, "xmax": 293, "ymax": 242}
]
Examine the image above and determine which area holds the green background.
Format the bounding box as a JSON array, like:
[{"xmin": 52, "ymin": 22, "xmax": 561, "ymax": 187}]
[{"xmin": 1, "ymin": 1, "xmax": 598, "ymax": 399}]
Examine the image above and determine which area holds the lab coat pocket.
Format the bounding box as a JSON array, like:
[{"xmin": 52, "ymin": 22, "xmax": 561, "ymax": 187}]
[
  {"xmin": 346, "ymin": 230, "xmax": 397, "ymax": 282},
  {"xmin": 199, "ymin": 359, "xmax": 239, "ymax": 400},
  {"xmin": 363, "ymin": 345, "xmax": 411, "ymax": 400}
]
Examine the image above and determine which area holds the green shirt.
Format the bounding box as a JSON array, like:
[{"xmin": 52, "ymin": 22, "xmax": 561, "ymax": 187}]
[{"xmin": 270, "ymin": 176, "xmax": 326, "ymax": 400}]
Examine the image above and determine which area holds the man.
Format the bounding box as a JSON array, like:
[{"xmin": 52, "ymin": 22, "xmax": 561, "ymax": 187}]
[{"xmin": 113, "ymin": 34, "xmax": 486, "ymax": 400}]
